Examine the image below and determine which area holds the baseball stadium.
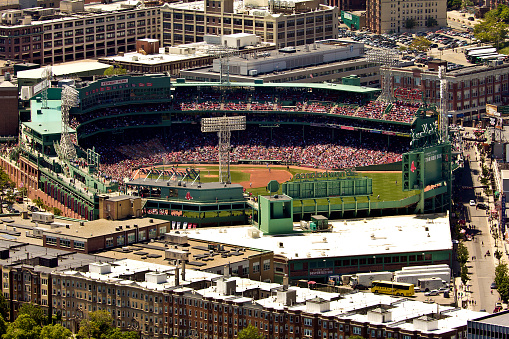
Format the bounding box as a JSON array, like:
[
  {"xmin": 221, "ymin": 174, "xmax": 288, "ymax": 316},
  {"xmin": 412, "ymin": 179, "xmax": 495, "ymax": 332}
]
[{"xmin": 10, "ymin": 74, "xmax": 454, "ymax": 230}]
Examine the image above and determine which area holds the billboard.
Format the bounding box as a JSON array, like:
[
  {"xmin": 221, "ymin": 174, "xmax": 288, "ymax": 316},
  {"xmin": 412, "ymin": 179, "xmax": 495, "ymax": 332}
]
[
  {"xmin": 486, "ymin": 104, "xmax": 500, "ymax": 117},
  {"xmin": 282, "ymin": 177, "xmax": 373, "ymax": 199}
]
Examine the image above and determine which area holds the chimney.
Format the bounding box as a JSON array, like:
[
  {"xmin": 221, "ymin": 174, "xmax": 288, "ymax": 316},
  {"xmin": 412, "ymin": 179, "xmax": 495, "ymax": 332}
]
[
  {"xmin": 175, "ymin": 260, "xmax": 180, "ymax": 286},
  {"xmin": 283, "ymin": 274, "xmax": 289, "ymax": 291},
  {"xmin": 224, "ymin": 264, "xmax": 230, "ymax": 278},
  {"xmin": 181, "ymin": 260, "xmax": 186, "ymax": 282}
]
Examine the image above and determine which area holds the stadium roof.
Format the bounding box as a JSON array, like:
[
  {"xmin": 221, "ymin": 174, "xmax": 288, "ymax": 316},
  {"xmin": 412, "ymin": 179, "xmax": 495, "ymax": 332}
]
[
  {"xmin": 173, "ymin": 81, "xmax": 381, "ymax": 94},
  {"xmin": 23, "ymin": 121, "xmax": 70, "ymax": 136},
  {"xmin": 17, "ymin": 62, "xmax": 110, "ymax": 80},
  {"xmin": 181, "ymin": 213, "xmax": 452, "ymax": 260}
]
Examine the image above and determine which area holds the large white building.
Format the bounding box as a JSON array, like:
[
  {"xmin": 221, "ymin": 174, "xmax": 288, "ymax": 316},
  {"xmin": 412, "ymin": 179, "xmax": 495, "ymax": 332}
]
[{"xmin": 161, "ymin": 0, "xmax": 339, "ymax": 48}]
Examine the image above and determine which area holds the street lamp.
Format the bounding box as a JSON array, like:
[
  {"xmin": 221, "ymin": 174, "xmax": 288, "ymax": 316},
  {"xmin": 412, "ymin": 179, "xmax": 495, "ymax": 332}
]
[
  {"xmin": 73, "ymin": 307, "xmax": 84, "ymax": 334},
  {"xmin": 128, "ymin": 318, "xmax": 140, "ymax": 338}
]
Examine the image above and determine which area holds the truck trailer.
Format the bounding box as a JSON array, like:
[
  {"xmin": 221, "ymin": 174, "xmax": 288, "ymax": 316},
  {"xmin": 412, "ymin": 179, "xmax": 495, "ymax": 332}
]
[{"xmin": 31, "ymin": 212, "xmax": 55, "ymax": 224}]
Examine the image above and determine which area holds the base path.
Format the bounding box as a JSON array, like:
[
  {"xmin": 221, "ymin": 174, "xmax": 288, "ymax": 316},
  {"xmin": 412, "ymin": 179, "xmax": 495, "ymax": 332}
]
[{"xmin": 238, "ymin": 168, "xmax": 292, "ymax": 189}]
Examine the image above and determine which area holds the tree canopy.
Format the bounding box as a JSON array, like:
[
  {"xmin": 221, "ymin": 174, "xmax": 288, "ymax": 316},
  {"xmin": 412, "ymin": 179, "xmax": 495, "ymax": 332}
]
[
  {"xmin": 18, "ymin": 303, "xmax": 46, "ymax": 326},
  {"xmin": 474, "ymin": 6, "xmax": 509, "ymax": 49},
  {"xmin": 78, "ymin": 310, "xmax": 139, "ymax": 339},
  {"xmin": 238, "ymin": 324, "xmax": 265, "ymax": 339},
  {"xmin": 4, "ymin": 314, "xmax": 41, "ymax": 339},
  {"xmin": 40, "ymin": 324, "xmax": 72, "ymax": 339},
  {"xmin": 104, "ymin": 65, "xmax": 127, "ymax": 76},
  {"xmin": 410, "ymin": 37, "xmax": 432, "ymax": 52}
]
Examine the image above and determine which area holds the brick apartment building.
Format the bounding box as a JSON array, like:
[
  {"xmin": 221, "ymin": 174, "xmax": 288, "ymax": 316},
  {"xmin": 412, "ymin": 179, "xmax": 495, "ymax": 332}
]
[
  {"xmin": 391, "ymin": 62, "xmax": 509, "ymax": 124},
  {"xmin": 0, "ymin": 2, "xmax": 160, "ymax": 65},
  {"xmin": 0, "ymin": 237, "xmax": 483, "ymax": 339}
]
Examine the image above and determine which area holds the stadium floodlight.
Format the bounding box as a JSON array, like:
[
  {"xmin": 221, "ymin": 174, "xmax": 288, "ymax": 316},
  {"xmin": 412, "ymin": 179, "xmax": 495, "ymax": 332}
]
[
  {"xmin": 366, "ymin": 48, "xmax": 399, "ymax": 103},
  {"xmin": 207, "ymin": 45, "xmax": 239, "ymax": 84},
  {"xmin": 438, "ymin": 66, "xmax": 448, "ymax": 142},
  {"xmin": 201, "ymin": 116, "xmax": 246, "ymax": 184},
  {"xmin": 59, "ymin": 85, "xmax": 79, "ymax": 163},
  {"xmin": 41, "ymin": 66, "xmax": 52, "ymax": 109}
]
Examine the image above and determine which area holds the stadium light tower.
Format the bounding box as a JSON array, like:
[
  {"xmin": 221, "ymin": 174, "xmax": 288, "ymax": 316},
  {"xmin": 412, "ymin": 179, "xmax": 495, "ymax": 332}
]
[
  {"xmin": 201, "ymin": 116, "xmax": 246, "ymax": 184},
  {"xmin": 208, "ymin": 45, "xmax": 239, "ymax": 84},
  {"xmin": 41, "ymin": 66, "xmax": 52, "ymax": 109},
  {"xmin": 438, "ymin": 65, "xmax": 449, "ymax": 142},
  {"xmin": 60, "ymin": 85, "xmax": 79, "ymax": 162},
  {"xmin": 366, "ymin": 48, "xmax": 399, "ymax": 103}
]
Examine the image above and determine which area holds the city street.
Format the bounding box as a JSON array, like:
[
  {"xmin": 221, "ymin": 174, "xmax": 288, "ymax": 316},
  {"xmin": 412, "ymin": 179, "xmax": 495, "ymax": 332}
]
[{"xmin": 458, "ymin": 130, "xmax": 500, "ymax": 312}]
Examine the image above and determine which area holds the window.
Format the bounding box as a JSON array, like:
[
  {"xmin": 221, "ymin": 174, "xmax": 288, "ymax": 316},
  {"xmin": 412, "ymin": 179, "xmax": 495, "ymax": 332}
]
[
  {"xmin": 253, "ymin": 262, "xmax": 260, "ymax": 273},
  {"xmin": 46, "ymin": 236, "xmax": 57, "ymax": 245},
  {"xmin": 106, "ymin": 237, "xmax": 114, "ymax": 248},
  {"xmin": 117, "ymin": 235, "xmax": 125, "ymax": 246},
  {"xmin": 74, "ymin": 241, "xmax": 85, "ymax": 250},
  {"xmin": 353, "ymin": 327, "xmax": 362, "ymax": 335},
  {"xmin": 60, "ymin": 239, "xmax": 71, "ymax": 248},
  {"xmin": 138, "ymin": 230, "xmax": 146, "ymax": 241},
  {"xmin": 263, "ymin": 259, "xmax": 270, "ymax": 271}
]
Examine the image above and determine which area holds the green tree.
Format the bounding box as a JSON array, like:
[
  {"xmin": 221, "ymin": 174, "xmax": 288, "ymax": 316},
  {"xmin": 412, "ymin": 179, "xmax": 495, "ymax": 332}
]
[
  {"xmin": 473, "ymin": 17, "xmax": 508, "ymax": 49},
  {"xmin": 426, "ymin": 17, "xmax": 438, "ymax": 27},
  {"xmin": 457, "ymin": 241, "xmax": 469, "ymax": 265},
  {"xmin": 0, "ymin": 169, "xmax": 12, "ymax": 214},
  {"xmin": 486, "ymin": 4, "xmax": 509, "ymax": 23},
  {"xmin": 33, "ymin": 197, "xmax": 45, "ymax": 211},
  {"xmin": 40, "ymin": 324, "xmax": 72, "ymax": 339},
  {"xmin": 349, "ymin": 336, "xmax": 367, "ymax": 339},
  {"xmin": 52, "ymin": 207, "xmax": 62, "ymax": 216},
  {"xmin": 18, "ymin": 303, "xmax": 46, "ymax": 326},
  {"xmin": 410, "ymin": 37, "xmax": 432, "ymax": 52},
  {"xmin": 77, "ymin": 319, "xmax": 98, "ymax": 339},
  {"xmin": 78, "ymin": 310, "xmax": 114, "ymax": 339},
  {"xmin": 4, "ymin": 314, "xmax": 42, "ymax": 339},
  {"xmin": 105, "ymin": 328, "xmax": 140, "ymax": 339},
  {"xmin": 9, "ymin": 147, "xmax": 20, "ymax": 162},
  {"xmin": 461, "ymin": 264, "xmax": 470, "ymax": 285},
  {"xmin": 0, "ymin": 314, "xmax": 8, "ymax": 337},
  {"xmin": 404, "ymin": 18, "xmax": 416, "ymax": 29},
  {"xmin": 0, "ymin": 292, "xmax": 10, "ymax": 321},
  {"xmin": 104, "ymin": 65, "xmax": 127, "ymax": 76},
  {"xmin": 238, "ymin": 323, "xmax": 265, "ymax": 339},
  {"xmin": 495, "ymin": 262, "xmax": 508, "ymax": 290},
  {"xmin": 495, "ymin": 250, "xmax": 503, "ymax": 263},
  {"xmin": 4, "ymin": 189, "xmax": 15, "ymax": 205},
  {"xmin": 447, "ymin": 0, "xmax": 462, "ymax": 10}
]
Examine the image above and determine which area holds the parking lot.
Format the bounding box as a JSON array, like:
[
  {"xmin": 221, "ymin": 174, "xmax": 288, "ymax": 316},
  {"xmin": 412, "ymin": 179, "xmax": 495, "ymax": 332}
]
[{"xmin": 338, "ymin": 23, "xmax": 479, "ymax": 69}]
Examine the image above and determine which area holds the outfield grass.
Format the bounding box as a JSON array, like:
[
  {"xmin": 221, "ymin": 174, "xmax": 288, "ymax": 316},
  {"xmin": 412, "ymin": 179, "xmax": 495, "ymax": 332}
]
[{"xmin": 148, "ymin": 165, "xmax": 418, "ymax": 202}]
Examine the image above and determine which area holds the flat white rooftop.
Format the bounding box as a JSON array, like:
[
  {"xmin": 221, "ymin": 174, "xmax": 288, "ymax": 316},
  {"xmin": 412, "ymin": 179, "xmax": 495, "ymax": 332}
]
[
  {"xmin": 17, "ymin": 62, "xmax": 110, "ymax": 80},
  {"xmin": 182, "ymin": 214, "xmax": 452, "ymax": 260},
  {"xmin": 59, "ymin": 259, "xmax": 220, "ymax": 291}
]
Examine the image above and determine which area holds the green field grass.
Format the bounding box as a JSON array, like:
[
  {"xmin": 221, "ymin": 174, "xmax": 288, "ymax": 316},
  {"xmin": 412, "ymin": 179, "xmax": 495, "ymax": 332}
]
[{"xmin": 148, "ymin": 165, "xmax": 417, "ymax": 202}]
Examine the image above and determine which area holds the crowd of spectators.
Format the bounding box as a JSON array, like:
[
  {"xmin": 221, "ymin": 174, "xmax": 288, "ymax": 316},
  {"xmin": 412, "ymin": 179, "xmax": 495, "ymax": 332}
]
[
  {"xmin": 70, "ymin": 89, "xmax": 421, "ymax": 133},
  {"xmin": 91, "ymin": 126, "xmax": 408, "ymax": 183}
]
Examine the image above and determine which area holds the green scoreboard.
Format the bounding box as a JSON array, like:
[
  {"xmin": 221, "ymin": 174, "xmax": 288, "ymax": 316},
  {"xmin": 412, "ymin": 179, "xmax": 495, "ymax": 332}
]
[{"xmin": 402, "ymin": 144, "xmax": 451, "ymax": 191}]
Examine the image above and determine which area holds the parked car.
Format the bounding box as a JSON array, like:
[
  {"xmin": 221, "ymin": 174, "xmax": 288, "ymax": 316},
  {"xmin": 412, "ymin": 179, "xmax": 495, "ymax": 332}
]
[
  {"xmin": 477, "ymin": 203, "xmax": 488, "ymax": 210},
  {"xmin": 491, "ymin": 282, "xmax": 497, "ymax": 289},
  {"xmin": 424, "ymin": 290, "xmax": 440, "ymax": 296},
  {"xmin": 469, "ymin": 200, "xmax": 476, "ymax": 206}
]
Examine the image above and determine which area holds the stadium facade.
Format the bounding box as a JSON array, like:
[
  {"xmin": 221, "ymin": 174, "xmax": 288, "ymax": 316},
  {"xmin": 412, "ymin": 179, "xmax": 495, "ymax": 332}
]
[{"xmin": 4, "ymin": 75, "xmax": 455, "ymax": 228}]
